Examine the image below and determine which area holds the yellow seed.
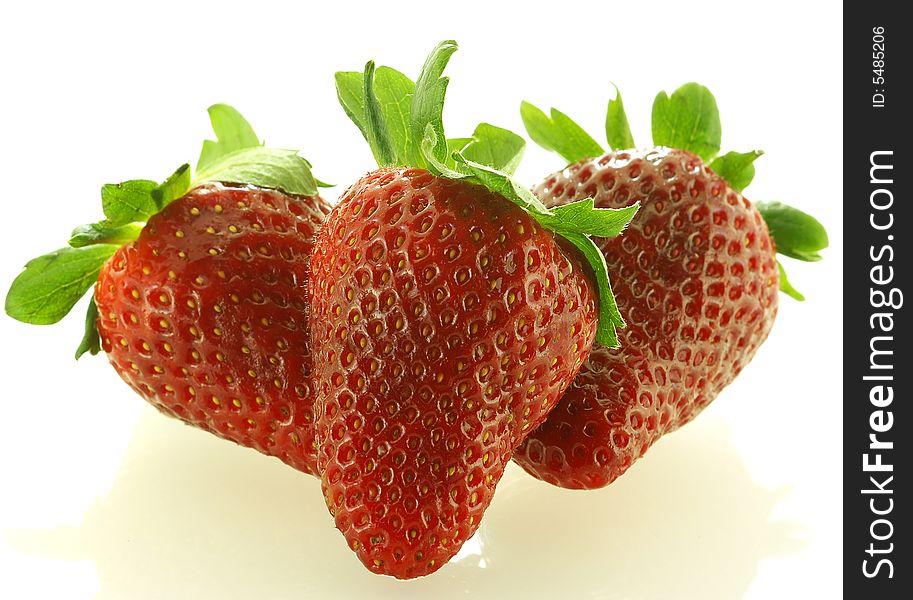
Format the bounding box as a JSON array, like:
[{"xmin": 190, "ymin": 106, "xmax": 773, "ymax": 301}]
[
  {"xmin": 206, "ymin": 226, "xmax": 216, "ymax": 234},
  {"xmin": 186, "ymin": 299, "xmax": 196, "ymax": 308},
  {"xmin": 190, "ymin": 207, "xmax": 200, "ymax": 216},
  {"xmin": 241, "ymin": 346, "xmax": 251, "ymax": 354},
  {"xmin": 214, "ymin": 204, "xmax": 223, "ymax": 213},
  {"xmin": 175, "ymin": 230, "xmax": 184, "ymax": 238},
  {"xmin": 153, "ymin": 365, "xmax": 164, "ymax": 374},
  {"xmin": 228, "ymin": 225, "xmax": 238, "ymax": 233},
  {"xmin": 159, "ymin": 319, "xmax": 169, "ymax": 329},
  {"xmin": 130, "ymin": 290, "xmax": 140, "ymax": 299},
  {"xmin": 163, "ymin": 343, "xmax": 173, "ymax": 353},
  {"xmin": 119, "ymin": 338, "xmax": 128, "ymax": 347},
  {"xmin": 213, "ymin": 328, "xmax": 222, "ymax": 336},
  {"xmin": 232, "ymin": 399, "xmax": 242, "ymax": 408},
  {"xmin": 212, "ymin": 397, "xmax": 221, "ymax": 406},
  {"xmin": 141, "ymin": 266, "xmax": 151, "ymax": 275},
  {"xmin": 248, "ymin": 369, "xmax": 257, "ymax": 378}
]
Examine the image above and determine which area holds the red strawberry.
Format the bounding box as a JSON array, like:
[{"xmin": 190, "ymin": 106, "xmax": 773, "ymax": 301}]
[
  {"xmin": 513, "ymin": 85, "xmax": 827, "ymax": 488},
  {"xmin": 310, "ymin": 42, "xmax": 637, "ymax": 578},
  {"xmin": 96, "ymin": 182, "xmax": 329, "ymax": 473},
  {"xmin": 6, "ymin": 105, "xmax": 330, "ymax": 475}
]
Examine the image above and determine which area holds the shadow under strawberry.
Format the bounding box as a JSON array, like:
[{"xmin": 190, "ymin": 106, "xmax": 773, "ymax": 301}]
[{"xmin": 3, "ymin": 408, "xmax": 802, "ymax": 599}]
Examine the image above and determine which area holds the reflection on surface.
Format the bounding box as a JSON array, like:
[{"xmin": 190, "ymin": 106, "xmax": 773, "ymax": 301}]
[{"xmin": 6, "ymin": 410, "xmax": 802, "ymax": 599}]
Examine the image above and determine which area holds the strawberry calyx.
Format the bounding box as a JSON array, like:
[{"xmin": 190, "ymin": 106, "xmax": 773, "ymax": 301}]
[
  {"xmin": 336, "ymin": 40, "xmax": 639, "ymax": 347},
  {"xmin": 5, "ymin": 106, "xmax": 326, "ymax": 358},
  {"xmin": 521, "ymin": 82, "xmax": 829, "ymax": 301}
]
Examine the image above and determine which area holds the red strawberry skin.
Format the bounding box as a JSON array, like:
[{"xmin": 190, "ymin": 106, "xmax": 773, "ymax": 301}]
[
  {"xmin": 513, "ymin": 148, "xmax": 778, "ymax": 489},
  {"xmin": 96, "ymin": 183, "xmax": 331, "ymax": 475},
  {"xmin": 309, "ymin": 168, "xmax": 597, "ymax": 578}
]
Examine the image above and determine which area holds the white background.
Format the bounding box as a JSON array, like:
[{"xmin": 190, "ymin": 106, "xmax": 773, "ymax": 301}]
[{"xmin": 0, "ymin": 1, "xmax": 842, "ymax": 598}]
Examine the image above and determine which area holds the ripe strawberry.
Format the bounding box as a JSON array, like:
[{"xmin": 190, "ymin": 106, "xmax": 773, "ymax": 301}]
[
  {"xmin": 310, "ymin": 42, "xmax": 637, "ymax": 578},
  {"xmin": 513, "ymin": 84, "xmax": 828, "ymax": 488},
  {"xmin": 7, "ymin": 105, "xmax": 330, "ymax": 475}
]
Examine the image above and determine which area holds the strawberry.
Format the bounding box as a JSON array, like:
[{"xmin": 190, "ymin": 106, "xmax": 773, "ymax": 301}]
[
  {"xmin": 309, "ymin": 42, "xmax": 638, "ymax": 578},
  {"xmin": 6, "ymin": 106, "xmax": 330, "ymax": 475},
  {"xmin": 512, "ymin": 84, "xmax": 828, "ymax": 489}
]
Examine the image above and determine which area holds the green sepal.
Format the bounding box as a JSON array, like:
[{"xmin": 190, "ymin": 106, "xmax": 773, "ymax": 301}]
[
  {"xmin": 193, "ymin": 147, "xmax": 318, "ymax": 197},
  {"xmin": 101, "ymin": 179, "xmax": 158, "ymax": 226},
  {"xmin": 537, "ymin": 198, "xmax": 639, "ymax": 238},
  {"xmin": 452, "ymin": 152, "xmax": 552, "ymax": 215},
  {"xmin": 553, "ymin": 231, "xmax": 626, "ymax": 347},
  {"xmin": 197, "ymin": 104, "xmax": 261, "ymax": 172},
  {"xmin": 709, "ymin": 150, "xmax": 763, "ymax": 192},
  {"xmin": 520, "ymin": 101, "xmax": 604, "ymax": 164},
  {"xmin": 410, "ymin": 40, "xmax": 458, "ymax": 169},
  {"xmin": 756, "ymin": 201, "xmax": 829, "ymax": 262},
  {"xmin": 777, "ymin": 260, "xmax": 805, "ymax": 301},
  {"xmin": 69, "ymin": 222, "xmax": 145, "ymax": 248},
  {"xmin": 75, "ymin": 296, "xmax": 102, "ymax": 359},
  {"xmin": 363, "ymin": 61, "xmax": 397, "ymax": 167},
  {"xmin": 459, "ymin": 123, "xmax": 526, "ymax": 175},
  {"xmin": 5, "ymin": 245, "xmax": 119, "ymax": 325},
  {"xmin": 452, "ymin": 152, "xmax": 638, "ymax": 347},
  {"xmin": 151, "ymin": 163, "xmax": 191, "ymax": 209},
  {"xmin": 605, "ymin": 84, "xmax": 635, "ymax": 150},
  {"xmin": 335, "ymin": 67, "xmax": 417, "ymax": 169},
  {"xmin": 419, "ymin": 124, "xmax": 467, "ymax": 179},
  {"xmin": 652, "ymin": 83, "xmax": 721, "ymax": 161}
]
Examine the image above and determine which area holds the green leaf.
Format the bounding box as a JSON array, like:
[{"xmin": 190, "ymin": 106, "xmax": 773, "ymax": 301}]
[
  {"xmin": 335, "ymin": 71, "xmax": 368, "ymax": 138},
  {"xmin": 651, "ymin": 83, "xmax": 721, "ymax": 161},
  {"xmin": 419, "ymin": 124, "xmax": 468, "ymax": 180},
  {"xmin": 75, "ymin": 296, "xmax": 102, "ymax": 359},
  {"xmin": 336, "ymin": 67, "xmax": 417, "ymax": 168},
  {"xmin": 6, "ymin": 245, "xmax": 118, "ymax": 325},
  {"xmin": 410, "ymin": 40, "xmax": 458, "ymax": 169},
  {"xmin": 460, "ymin": 123, "xmax": 526, "ymax": 175},
  {"xmin": 555, "ymin": 230, "xmax": 625, "ymax": 347},
  {"xmin": 194, "ymin": 146, "xmax": 317, "ymax": 197},
  {"xmin": 520, "ymin": 101, "xmax": 603, "ymax": 164},
  {"xmin": 536, "ymin": 198, "xmax": 639, "ymax": 238},
  {"xmin": 100, "ymin": 179, "xmax": 158, "ymax": 226},
  {"xmin": 151, "ymin": 163, "xmax": 191, "ymax": 209},
  {"xmin": 375, "ymin": 66, "xmax": 416, "ymax": 165},
  {"xmin": 363, "ymin": 61, "xmax": 396, "ymax": 167},
  {"xmin": 605, "ymin": 84, "xmax": 635, "ymax": 149},
  {"xmin": 756, "ymin": 201, "xmax": 829, "ymax": 262},
  {"xmin": 447, "ymin": 138, "xmax": 472, "ymax": 154},
  {"xmin": 709, "ymin": 150, "xmax": 763, "ymax": 192},
  {"xmin": 452, "ymin": 152, "xmax": 552, "ymax": 216},
  {"xmin": 777, "ymin": 260, "xmax": 805, "ymax": 301},
  {"xmin": 197, "ymin": 104, "xmax": 261, "ymax": 172},
  {"xmin": 69, "ymin": 222, "xmax": 144, "ymax": 247}
]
